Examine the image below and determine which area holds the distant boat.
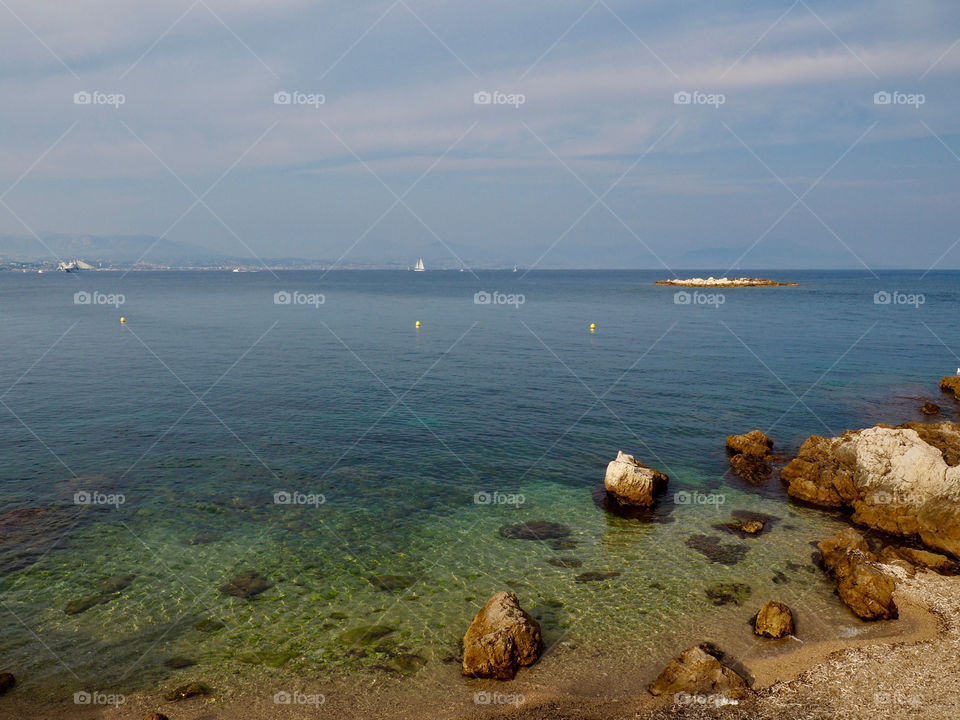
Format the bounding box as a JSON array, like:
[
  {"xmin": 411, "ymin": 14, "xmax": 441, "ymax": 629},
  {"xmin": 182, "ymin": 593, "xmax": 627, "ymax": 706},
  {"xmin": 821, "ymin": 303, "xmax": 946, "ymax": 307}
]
[
  {"xmin": 513, "ymin": 265, "xmax": 518, "ymax": 272},
  {"xmin": 232, "ymin": 268, "xmax": 240, "ymax": 273},
  {"xmin": 413, "ymin": 258, "xmax": 425, "ymax": 272}
]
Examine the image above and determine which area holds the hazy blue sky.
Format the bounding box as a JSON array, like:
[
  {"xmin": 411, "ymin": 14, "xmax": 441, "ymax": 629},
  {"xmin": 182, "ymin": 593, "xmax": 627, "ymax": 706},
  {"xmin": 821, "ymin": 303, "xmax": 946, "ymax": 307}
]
[{"xmin": 1, "ymin": 0, "xmax": 959, "ymax": 269}]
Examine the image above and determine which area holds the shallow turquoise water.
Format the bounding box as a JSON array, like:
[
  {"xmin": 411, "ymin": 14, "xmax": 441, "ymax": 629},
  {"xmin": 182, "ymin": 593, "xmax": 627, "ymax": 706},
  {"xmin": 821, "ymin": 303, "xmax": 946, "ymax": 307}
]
[{"xmin": 0, "ymin": 269, "xmax": 956, "ymax": 698}]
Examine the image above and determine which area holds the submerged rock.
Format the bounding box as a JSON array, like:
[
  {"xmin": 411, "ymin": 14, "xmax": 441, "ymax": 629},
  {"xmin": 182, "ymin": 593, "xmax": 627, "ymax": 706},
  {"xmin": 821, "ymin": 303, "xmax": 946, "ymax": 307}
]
[
  {"xmin": 782, "ymin": 423, "xmax": 960, "ymax": 557},
  {"xmin": 648, "ymin": 646, "xmax": 748, "ymax": 698},
  {"xmin": 461, "ymin": 591, "xmax": 542, "ymax": 679},
  {"xmin": 391, "ymin": 653, "xmax": 427, "ymax": 674},
  {"xmin": 0, "ymin": 672, "xmax": 15, "ymax": 695},
  {"xmin": 369, "ymin": 574, "xmax": 416, "ymax": 591},
  {"xmin": 922, "ymin": 401, "xmax": 941, "ymax": 416},
  {"xmin": 499, "ymin": 521, "xmax": 571, "ymax": 541},
  {"xmin": 574, "ymin": 571, "xmax": 620, "ymax": 583},
  {"xmin": 164, "ymin": 682, "xmax": 209, "ymax": 701},
  {"xmin": 604, "ymin": 451, "xmax": 668, "ymax": 507},
  {"xmin": 340, "ymin": 625, "xmax": 396, "ymax": 646},
  {"xmin": 719, "ymin": 518, "xmax": 764, "ymax": 536},
  {"xmin": 219, "ymin": 571, "xmax": 272, "ymax": 599},
  {"xmin": 686, "ymin": 534, "xmax": 749, "ymax": 566},
  {"xmin": 195, "ymin": 618, "xmax": 225, "ymax": 632},
  {"xmin": 164, "ymin": 657, "xmax": 196, "ymax": 669},
  {"xmin": 754, "ymin": 601, "xmax": 794, "ymax": 638},
  {"xmin": 705, "ymin": 583, "xmax": 751, "ymax": 606},
  {"xmin": 0, "ymin": 506, "xmax": 84, "ymax": 574},
  {"xmin": 546, "ymin": 556, "xmax": 582, "ymax": 569},
  {"xmin": 64, "ymin": 574, "xmax": 136, "ymax": 615}
]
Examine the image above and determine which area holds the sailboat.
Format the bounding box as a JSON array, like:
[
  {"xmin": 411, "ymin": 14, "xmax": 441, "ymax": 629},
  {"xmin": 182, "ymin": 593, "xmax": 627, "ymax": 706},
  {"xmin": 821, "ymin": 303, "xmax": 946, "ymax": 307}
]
[{"xmin": 413, "ymin": 258, "xmax": 425, "ymax": 272}]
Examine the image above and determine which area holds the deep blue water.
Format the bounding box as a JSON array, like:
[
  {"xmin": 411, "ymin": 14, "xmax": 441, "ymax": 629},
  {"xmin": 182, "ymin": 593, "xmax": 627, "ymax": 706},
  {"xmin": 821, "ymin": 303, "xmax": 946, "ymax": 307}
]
[{"xmin": 0, "ymin": 269, "xmax": 956, "ymax": 698}]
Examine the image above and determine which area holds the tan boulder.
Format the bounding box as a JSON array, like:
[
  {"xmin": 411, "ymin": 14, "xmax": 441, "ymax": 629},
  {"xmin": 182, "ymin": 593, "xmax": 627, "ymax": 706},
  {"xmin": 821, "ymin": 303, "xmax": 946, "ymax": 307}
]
[
  {"xmin": 462, "ymin": 592, "xmax": 542, "ymax": 679},
  {"xmin": 725, "ymin": 430, "xmax": 773, "ymax": 457},
  {"xmin": 754, "ymin": 601, "xmax": 794, "ymax": 638},
  {"xmin": 939, "ymin": 376, "xmax": 960, "ymax": 401},
  {"xmin": 649, "ymin": 646, "xmax": 747, "ymax": 698},
  {"xmin": 604, "ymin": 451, "xmax": 668, "ymax": 507},
  {"xmin": 837, "ymin": 559, "xmax": 898, "ymax": 620},
  {"xmin": 818, "ymin": 527, "xmax": 874, "ymax": 572}
]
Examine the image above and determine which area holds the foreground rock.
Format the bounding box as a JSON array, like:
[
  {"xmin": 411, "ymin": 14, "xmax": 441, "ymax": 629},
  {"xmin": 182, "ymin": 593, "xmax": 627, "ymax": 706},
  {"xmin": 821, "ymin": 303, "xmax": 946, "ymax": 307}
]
[
  {"xmin": 648, "ymin": 646, "xmax": 748, "ymax": 698},
  {"xmin": 604, "ymin": 451, "xmax": 668, "ymax": 507},
  {"xmin": 782, "ymin": 423, "xmax": 960, "ymax": 557},
  {"xmin": 462, "ymin": 592, "xmax": 542, "ymax": 679},
  {"xmin": 726, "ymin": 430, "xmax": 774, "ymax": 484},
  {"xmin": 940, "ymin": 376, "xmax": 960, "ymax": 401},
  {"xmin": 654, "ymin": 277, "xmax": 797, "ymax": 287},
  {"xmin": 818, "ymin": 529, "xmax": 898, "ymax": 620},
  {"xmin": 754, "ymin": 601, "xmax": 794, "ymax": 638}
]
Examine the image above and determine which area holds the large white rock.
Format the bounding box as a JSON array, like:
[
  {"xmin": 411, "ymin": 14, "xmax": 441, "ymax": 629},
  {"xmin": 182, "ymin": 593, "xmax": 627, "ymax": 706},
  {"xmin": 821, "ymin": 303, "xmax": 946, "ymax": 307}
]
[
  {"xmin": 782, "ymin": 423, "xmax": 960, "ymax": 557},
  {"xmin": 604, "ymin": 451, "xmax": 668, "ymax": 507}
]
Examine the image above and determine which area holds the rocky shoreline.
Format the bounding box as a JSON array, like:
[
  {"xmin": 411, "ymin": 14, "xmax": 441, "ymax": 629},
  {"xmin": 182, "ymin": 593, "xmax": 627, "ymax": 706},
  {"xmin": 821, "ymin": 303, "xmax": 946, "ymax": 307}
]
[
  {"xmin": 4, "ymin": 377, "xmax": 960, "ymax": 719},
  {"xmin": 654, "ymin": 277, "xmax": 799, "ymax": 287}
]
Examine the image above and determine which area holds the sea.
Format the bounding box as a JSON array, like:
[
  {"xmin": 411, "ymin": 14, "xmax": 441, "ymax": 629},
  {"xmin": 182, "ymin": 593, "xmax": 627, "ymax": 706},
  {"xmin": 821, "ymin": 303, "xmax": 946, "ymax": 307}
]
[{"xmin": 0, "ymin": 269, "xmax": 956, "ymax": 700}]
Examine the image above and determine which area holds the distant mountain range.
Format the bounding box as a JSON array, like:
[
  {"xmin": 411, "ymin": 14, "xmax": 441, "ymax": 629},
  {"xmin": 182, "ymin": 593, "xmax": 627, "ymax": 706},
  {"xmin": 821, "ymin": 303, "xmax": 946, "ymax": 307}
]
[{"xmin": 0, "ymin": 233, "xmax": 224, "ymax": 265}]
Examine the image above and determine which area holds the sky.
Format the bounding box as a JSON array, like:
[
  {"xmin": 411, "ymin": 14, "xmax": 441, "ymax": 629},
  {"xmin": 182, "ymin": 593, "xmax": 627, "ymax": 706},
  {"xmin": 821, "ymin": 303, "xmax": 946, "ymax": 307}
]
[{"xmin": 1, "ymin": 0, "xmax": 959, "ymax": 270}]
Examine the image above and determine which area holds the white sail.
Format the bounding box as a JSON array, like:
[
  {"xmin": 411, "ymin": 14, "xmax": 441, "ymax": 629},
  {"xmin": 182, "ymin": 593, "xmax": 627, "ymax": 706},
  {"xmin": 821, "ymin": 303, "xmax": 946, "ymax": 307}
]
[{"xmin": 414, "ymin": 258, "xmax": 425, "ymax": 271}]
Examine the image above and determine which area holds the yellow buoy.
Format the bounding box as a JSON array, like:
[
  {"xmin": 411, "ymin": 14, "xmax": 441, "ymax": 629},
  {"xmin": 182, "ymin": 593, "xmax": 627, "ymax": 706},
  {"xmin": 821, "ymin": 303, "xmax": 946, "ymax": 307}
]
[
  {"xmin": 120, "ymin": 317, "xmax": 126, "ymax": 323},
  {"xmin": 589, "ymin": 323, "xmax": 596, "ymax": 332},
  {"xmin": 415, "ymin": 321, "xmax": 421, "ymax": 328}
]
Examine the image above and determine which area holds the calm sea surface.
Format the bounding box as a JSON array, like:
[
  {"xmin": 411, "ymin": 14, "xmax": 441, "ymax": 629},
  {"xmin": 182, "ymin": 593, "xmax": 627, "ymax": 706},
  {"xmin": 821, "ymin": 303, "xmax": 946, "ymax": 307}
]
[{"xmin": 0, "ymin": 269, "xmax": 956, "ymax": 698}]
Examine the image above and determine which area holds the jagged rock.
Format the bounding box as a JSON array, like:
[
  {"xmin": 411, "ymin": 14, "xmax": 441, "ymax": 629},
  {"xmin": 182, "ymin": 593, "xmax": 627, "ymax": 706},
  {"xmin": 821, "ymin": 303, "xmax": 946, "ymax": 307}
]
[
  {"xmin": 604, "ymin": 451, "xmax": 668, "ymax": 507},
  {"xmin": 462, "ymin": 591, "xmax": 542, "ymax": 679},
  {"xmin": 782, "ymin": 424, "xmax": 960, "ymax": 557},
  {"xmin": 940, "ymin": 376, "xmax": 960, "ymax": 401},
  {"xmin": 726, "ymin": 431, "xmax": 774, "ymax": 483},
  {"xmin": 922, "ymin": 402, "xmax": 941, "ymax": 415},
  {"xmin": 754, "ymin": 601, "xmax": 794, "ymax": 638},
  {"xmin": 882, "ymin": 546, "xmax": 959, "ymax": 575},
  {"xmin": 726, "ymin": 430, "xmax": 773, "ymax": 457},
  {"xmin": 818, "ymin": 528, "xmax": 874, "ymax": 572},
  {"xmin": 837, "ymin": 559, "xmax": 898, "ymax": 620},
  {"xmin": 649, "ymin": 646, "xmax": 748, "ymax": 698}
]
